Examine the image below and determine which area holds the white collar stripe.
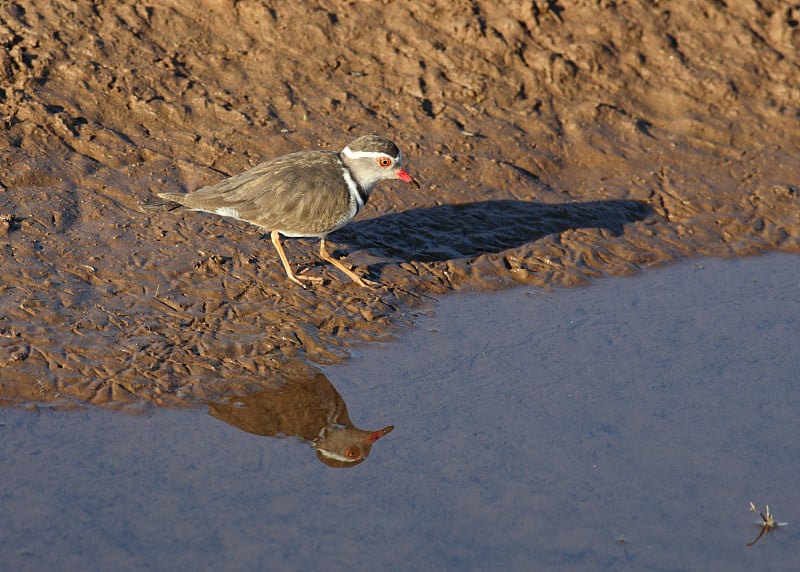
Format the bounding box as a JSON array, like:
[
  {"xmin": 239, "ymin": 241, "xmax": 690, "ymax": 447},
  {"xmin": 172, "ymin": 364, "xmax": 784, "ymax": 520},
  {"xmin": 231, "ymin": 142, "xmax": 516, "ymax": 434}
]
[{"xmin": 336, "ymin": 157, "xmax": 367, "ymax": 213}]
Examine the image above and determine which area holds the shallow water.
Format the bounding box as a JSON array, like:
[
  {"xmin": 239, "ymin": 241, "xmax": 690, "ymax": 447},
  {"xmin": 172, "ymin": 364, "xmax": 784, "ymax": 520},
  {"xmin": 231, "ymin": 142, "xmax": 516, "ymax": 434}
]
[{"xmin": 1, "ymin": 254, "xmax": 799, "ymax": 571}]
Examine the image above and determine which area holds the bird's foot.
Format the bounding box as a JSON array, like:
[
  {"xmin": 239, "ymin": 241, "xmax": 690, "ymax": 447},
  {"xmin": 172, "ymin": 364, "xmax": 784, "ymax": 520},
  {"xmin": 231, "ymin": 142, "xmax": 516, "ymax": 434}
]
[
  {"xmin": 352, "ymin": 275, "xmax": 380, "ymax": 289},
  {"xmin": 287, "ymin": 271, "xmax": 323, "ymax": 288}
]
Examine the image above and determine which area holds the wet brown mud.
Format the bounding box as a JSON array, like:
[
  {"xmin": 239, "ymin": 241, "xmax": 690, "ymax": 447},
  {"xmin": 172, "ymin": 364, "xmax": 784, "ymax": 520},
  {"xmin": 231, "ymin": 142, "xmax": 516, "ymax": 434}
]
[{"xmin": 1, "ymin": 1, "xmax": 798, "ymax": 406}]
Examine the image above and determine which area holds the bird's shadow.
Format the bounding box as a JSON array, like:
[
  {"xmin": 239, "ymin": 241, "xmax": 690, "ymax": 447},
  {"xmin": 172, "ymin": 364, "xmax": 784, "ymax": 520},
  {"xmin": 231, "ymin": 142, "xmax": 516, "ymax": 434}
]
[{"xmin": 333, "ymin": 198, "xmax": 656, "ymax": 263}]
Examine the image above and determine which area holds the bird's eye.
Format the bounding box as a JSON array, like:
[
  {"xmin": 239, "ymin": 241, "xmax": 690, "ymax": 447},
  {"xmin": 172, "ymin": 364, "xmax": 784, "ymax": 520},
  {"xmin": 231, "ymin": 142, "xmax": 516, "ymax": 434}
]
[
  {"xmin": 377, "ymin": 157, "xmax": 392, "ymax": 168},
  {"xmin": 345, "ymin": 447, "xmax": 361, "ymax": 459}
]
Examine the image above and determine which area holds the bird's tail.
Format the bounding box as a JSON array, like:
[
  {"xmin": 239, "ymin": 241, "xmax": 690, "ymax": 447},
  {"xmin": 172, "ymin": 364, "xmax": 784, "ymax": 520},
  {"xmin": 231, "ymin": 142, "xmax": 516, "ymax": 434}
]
[{"xmin": 139, "ymin": 199, "xmax": 184, "ymax": 213}]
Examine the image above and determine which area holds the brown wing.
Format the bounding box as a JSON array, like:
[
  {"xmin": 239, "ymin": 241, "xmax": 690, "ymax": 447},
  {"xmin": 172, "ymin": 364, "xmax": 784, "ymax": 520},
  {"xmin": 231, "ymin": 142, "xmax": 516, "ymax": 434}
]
[{"xmin": 157, "ymin": 151, "xmax": 354, "ymax": 235}]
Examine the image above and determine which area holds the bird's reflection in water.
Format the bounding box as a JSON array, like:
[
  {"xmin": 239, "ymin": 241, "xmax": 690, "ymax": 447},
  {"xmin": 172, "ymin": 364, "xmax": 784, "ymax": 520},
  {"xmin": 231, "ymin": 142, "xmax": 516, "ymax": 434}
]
[{"xmin": 207, "ymin": 373, "xmax": 393, "ymax": 468}]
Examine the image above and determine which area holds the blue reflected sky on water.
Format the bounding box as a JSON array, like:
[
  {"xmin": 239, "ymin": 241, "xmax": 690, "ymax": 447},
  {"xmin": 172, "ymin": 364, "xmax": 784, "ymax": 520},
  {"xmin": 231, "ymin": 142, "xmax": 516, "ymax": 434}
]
[{"xmin": 1, "ymin": 254, "xmax": 798, "ymax": 571}]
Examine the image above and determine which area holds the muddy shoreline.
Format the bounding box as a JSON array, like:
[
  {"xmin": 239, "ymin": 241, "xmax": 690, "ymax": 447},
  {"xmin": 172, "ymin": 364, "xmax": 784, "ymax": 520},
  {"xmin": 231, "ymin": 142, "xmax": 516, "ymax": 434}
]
[{"xmin": 1, "ymin": 1, "xmax": 798, "ymax": 406}]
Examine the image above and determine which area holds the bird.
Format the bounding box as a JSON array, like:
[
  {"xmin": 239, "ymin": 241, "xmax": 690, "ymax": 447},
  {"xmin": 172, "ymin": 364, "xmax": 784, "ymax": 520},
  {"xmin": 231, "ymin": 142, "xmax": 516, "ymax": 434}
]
[{"xmin": 141, "ymin": 135, "xmax": 417, "ymax": 288}]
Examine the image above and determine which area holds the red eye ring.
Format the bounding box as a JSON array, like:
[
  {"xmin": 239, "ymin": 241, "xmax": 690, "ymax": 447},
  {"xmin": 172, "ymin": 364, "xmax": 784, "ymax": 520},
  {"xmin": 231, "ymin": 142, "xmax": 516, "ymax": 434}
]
[
  {"xmin": 345, "ymin": 447, "xmax": 360, "ymax": 459},
  {"xmin": 377, "ymin": 157, "xmax": 392, "ymax": 168}
]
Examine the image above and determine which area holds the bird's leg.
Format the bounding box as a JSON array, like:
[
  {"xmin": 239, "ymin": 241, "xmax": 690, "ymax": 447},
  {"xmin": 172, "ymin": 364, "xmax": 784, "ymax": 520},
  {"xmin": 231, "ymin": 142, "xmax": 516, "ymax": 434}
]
[
  {"xmin": 318, "ymin": 237, "xmax": 377, "ymax": 288},
  {"xmin": 270, "ymin": 230, "xmax": 322, "ymax": 287}
]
